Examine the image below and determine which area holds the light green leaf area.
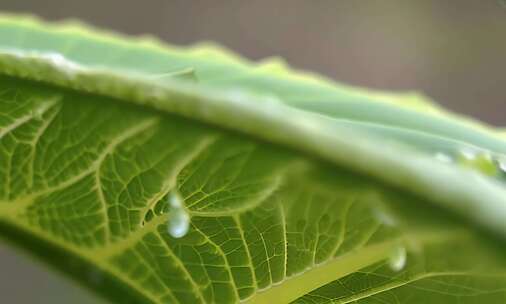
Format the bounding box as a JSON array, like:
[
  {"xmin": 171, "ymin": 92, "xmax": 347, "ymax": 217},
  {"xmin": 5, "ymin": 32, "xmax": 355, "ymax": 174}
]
[{"xmin": 0, "ymin": 15, "xmax": 506, "ymax": 304}]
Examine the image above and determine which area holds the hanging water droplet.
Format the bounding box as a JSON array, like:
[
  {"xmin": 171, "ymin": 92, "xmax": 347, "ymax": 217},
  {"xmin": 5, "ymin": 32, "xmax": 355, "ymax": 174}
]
[
  {"xmin": 167, "ymin": 191, "xmax": 190, "ymax": 238},
  {"xmin": 169, "ymin": 209, "xmax": 190, "ymax": 238},
  {"xmin": 457, "ymin": 149, "xmax": 498, "ymax": 176},
  {"xmin": 169, "ymin": 191, "xmax": 184, "ymax": 208},
  {"xmin": 434, "ymin": 152, "xmax": 453, "ymax": 163},
  {"xmin": 388, "ymin": 246, "xmax": 407, "ymax": 272}
]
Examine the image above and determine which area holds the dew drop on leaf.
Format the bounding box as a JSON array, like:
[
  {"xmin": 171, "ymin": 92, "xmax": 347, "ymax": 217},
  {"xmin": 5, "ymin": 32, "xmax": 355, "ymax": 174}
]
[
  {"xmin": 457, "ymin": 149, "xmax": 498, "ymax": 176},
  {"xmin": 388, "ymin": 246, "xmax": 407, "ymax": 272},
  {"xmin": 168, "ymin": 210, "xmax": 190, "ymax": 238},
  {"xmin": 167, "ymin": 191, "xmax": 190, "ymax": 238}
]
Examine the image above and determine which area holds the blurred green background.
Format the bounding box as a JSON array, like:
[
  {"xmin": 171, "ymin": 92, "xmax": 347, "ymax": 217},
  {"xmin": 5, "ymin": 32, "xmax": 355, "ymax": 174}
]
[{"xmin": 0, "ymin": 1, "xmax": 505, "ymax": 303}]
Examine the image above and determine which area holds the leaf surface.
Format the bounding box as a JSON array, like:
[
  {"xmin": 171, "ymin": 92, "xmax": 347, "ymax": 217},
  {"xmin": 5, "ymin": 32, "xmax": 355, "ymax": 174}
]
[{"xmin": 0, "ymin": 15, "xmax": 506, "ymax": 304}]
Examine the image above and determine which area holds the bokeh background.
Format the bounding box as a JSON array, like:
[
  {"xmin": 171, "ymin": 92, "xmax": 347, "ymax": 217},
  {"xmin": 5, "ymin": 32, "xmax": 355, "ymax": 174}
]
[{"xmin": 0, "ymin": 1, "xmax": 505, "ymax": 303}]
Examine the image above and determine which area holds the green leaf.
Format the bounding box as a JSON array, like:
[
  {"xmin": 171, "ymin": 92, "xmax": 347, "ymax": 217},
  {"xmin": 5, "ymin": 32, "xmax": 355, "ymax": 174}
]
[{"xmin": 0, "ymin": 14, "xmax": 506, "ymax": 304}]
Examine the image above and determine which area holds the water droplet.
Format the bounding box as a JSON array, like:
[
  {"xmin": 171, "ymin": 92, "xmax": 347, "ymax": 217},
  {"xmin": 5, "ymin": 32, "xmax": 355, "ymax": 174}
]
[
  {"xmin": 169, "ymin": 210, "xmax": 190, "ymax": 238},
  {"xmin": 457, "ymin": 149, "xmax": 498, "ymax": 176},
  {"xmin": 167, "ymin": 191, "xmax": 190, "ymax": 238},
  {"xmin": 434, "ymin": 152, "xmax": 453, "ymax": 163},
  {"xmin": 388, "ymin": 246, "xmax": 407, "ymax": 272}
]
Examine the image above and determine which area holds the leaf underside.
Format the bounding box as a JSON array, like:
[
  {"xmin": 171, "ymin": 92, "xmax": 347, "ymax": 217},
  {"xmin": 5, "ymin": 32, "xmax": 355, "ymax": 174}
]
[{"xmin": 0, "ymin": 15, "xmax": 506, "ymax": 304}]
